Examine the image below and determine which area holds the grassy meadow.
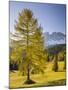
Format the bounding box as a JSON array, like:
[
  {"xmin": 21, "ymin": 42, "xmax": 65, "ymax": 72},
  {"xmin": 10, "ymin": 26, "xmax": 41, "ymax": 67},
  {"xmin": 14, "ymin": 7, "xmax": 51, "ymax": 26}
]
[{"xmin": 9, "ymin": 61, "xmax": 66, "ymax": 89}]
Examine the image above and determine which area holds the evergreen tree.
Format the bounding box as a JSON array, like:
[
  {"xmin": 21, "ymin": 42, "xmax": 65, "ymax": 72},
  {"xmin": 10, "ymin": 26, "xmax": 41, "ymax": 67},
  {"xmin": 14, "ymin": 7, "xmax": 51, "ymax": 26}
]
[
  {"xmin": 63, "ymin": 51, "xmax": 66, "ymax": 70},
  {"xmin": 12, "ymin": 9, "xmax": 46, "ymax": 83},
  {"xmin": 52, "ymin": 55, "xmax": 58, "ymax": 72}
]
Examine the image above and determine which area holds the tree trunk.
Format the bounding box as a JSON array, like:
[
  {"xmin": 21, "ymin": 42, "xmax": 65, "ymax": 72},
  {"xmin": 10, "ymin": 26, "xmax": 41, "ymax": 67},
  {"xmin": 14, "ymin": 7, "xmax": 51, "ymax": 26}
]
[
  {"xmin": 24, "ymin": 22, "xmax": 35, "ymax": 84},
  {"xmin": 24, "ymin": 63, "xmax": 35, "ymax": 84},
  {"xmin": 27, "ymin": 64, "xmax": 30, "ymax": 80}
]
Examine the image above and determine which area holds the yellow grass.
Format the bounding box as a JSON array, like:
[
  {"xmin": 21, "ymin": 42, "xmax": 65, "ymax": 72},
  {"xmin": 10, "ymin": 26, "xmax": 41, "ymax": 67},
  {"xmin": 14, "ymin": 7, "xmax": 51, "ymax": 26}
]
[{"xmin": 9, "ymin": 61, "xmax": 66, "ymax": 89}]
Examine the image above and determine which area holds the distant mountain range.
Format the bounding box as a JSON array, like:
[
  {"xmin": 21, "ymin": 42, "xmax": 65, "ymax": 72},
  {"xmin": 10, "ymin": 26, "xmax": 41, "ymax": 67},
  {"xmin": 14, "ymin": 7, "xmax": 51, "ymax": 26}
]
[
  {"xmin": 43, "ymin": 32, "xmax": 66, "ymax": 46},
  {"xmin": 10, "ymin": 32, "xmax": 66, "ymax": 48}
]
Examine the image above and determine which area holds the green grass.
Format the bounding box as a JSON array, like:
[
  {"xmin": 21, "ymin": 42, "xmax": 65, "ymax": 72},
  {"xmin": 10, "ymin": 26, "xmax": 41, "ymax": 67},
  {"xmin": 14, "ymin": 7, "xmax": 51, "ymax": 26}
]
[{"xmin": 9, "ymin": 61, "xmax": 66, "ymax": 89}]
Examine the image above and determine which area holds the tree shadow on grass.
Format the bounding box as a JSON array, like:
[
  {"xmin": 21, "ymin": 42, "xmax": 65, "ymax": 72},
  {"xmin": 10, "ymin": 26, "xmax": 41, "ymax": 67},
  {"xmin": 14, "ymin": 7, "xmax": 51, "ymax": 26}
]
[{"xmin": 24, "ymin": 79, "xmax": 36, "ymax": 84}]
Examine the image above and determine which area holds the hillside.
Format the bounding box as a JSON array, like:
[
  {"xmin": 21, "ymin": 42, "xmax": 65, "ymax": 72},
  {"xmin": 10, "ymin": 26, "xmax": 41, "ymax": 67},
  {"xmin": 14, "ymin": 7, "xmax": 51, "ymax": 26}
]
[{"xmin": 46, "ymin": 44, "xmax": 66, "ymax": 55}]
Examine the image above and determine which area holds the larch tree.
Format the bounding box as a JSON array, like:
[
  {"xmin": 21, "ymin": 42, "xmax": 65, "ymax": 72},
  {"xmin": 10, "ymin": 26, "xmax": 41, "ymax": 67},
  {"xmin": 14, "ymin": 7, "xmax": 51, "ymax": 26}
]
[
  {"xmin": 52, "ymin": 55, "xmax": 58, "ymax": 72},
  {"xmin": 12, "ymin": 9, "xmax": 46, "ymax": 84}
]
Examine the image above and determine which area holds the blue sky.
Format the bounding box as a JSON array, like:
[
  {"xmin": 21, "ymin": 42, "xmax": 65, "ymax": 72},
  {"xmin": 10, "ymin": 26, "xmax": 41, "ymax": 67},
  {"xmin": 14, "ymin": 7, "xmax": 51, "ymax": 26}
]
[{"xmin": 9, "ymin": 1, "xmax": 66, "ymax": 34}]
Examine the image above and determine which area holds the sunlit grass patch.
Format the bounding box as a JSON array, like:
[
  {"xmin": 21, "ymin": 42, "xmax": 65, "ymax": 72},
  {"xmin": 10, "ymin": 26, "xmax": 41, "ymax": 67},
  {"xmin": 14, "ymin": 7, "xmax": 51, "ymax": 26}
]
[{"xmin": 9, "ymin": 61, "xmax": 66, "ymax": 89}]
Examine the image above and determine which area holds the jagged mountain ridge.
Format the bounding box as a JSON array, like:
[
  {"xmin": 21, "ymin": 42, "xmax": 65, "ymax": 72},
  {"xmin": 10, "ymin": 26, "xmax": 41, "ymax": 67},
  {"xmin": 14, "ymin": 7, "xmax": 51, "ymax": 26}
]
[
  {"xmin": 43, "ymin": 32, "xmax": 66, "ymax": 46},
  {"xmin": 10, "ymin": 32, "xmax": 66, "ymax": 47}
]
